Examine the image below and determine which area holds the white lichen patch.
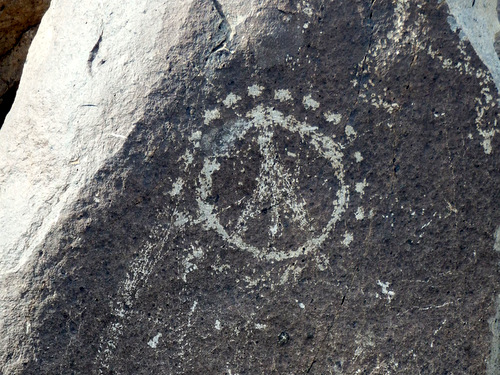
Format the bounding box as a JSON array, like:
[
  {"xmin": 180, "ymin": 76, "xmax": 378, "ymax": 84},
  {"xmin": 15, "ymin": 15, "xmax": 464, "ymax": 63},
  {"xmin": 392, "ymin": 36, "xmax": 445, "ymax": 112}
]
[
  {"xmin": 274, "ymin": 89, "xmax": 293, "ymax": 102},
  {"xmin": 255, "ymin": 323, "xmax": 267, "ymax": 330},
  {"xmin": 248, "ymin": 84, "xmax": 264, "ymax": 97},
  {"xmin": 223, "ymin": 93, "xmax": 242, "ymax": 108},
  {"xmin": 303, "ymin": 94, "xmax": 320, "ymax": 110},
  {"xmin": 147, "ymin": 333, "xmax": 162, "ymax": 348},
  {"xmin": 377, "ymin": 280, "xmax": 395, "ymax": 302},
  {"xmin": 204, "ymin": 108, "xmax": 220, "ymax": 125},
  {"xmin": 355, "ymin": 179, "xmax": 368, "ymax": 196},
  {"xmin": 354, "ymin": 151, "xmax": 364, "ymax": 162},
  {"xmin": 355, "ymin": 206, "xmax": 365, "ymax": 220},
  {"xmin": 342, "ymin": 231, "xmax": 353, "ymax": 247},
  {"xmin": 324, "ymin": 111, "xmax": 342, "ymax": 124}
]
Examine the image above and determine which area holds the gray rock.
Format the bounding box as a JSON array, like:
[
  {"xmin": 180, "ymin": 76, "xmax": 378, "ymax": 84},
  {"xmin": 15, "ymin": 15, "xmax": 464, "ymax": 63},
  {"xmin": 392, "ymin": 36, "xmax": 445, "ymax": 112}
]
[{"xmin": 1, "ymin": 0, "xmax": 500, "ymax": 373}]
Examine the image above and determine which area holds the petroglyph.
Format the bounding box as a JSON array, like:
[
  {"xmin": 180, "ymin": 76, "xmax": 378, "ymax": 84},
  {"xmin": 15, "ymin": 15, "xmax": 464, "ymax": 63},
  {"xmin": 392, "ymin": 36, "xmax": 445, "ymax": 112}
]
[{"xmin": 197, "ymin": 91, "xmax": 350, "ymax": 261}]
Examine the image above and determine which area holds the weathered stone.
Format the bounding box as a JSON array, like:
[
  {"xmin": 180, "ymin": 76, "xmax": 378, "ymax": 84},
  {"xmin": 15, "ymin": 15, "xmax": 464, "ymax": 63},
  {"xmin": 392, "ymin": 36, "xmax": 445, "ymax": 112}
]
[
  {"xmin": 1, "ymin": 0, "xmax": 500, "ymax": 374},
  {"xmin": 0, "ymin": 0, "xmax": 50, "ymax": 125}
]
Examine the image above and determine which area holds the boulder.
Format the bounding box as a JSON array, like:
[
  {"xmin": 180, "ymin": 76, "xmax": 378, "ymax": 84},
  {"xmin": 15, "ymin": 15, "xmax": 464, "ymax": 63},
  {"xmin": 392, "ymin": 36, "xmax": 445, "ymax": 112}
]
[{"xmin": 1, "ymin": 0, "xmax": 500, "ymax": 373}]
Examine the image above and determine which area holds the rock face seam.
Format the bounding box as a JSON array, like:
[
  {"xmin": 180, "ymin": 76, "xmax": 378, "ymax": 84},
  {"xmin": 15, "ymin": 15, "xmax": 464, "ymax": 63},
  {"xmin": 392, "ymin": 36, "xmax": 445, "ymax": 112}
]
[{"xmin": 87, "ymin": 31, "xmax": 103, "ymax": 74}]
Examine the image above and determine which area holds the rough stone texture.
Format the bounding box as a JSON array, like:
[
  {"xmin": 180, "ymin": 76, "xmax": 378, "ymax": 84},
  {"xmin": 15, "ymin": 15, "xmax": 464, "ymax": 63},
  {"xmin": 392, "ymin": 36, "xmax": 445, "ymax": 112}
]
[
  {"xmin": 1, "ymin": 0, "xmax": 500, "ymax": 374},
  {"xmin": 0, "ymin": 0, "xmax": 50, "ymax": 124}
]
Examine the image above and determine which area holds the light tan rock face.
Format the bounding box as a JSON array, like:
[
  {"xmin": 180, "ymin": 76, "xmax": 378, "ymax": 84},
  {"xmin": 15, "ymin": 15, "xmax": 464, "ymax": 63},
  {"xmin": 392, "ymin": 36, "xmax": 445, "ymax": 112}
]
[
  {"xmin": 0, "ymin": 0, "xmax": 201, "ymax": 371},
  {"xmin": 0, "ymin": 0, "xmax": 50, "ymax": 123}
]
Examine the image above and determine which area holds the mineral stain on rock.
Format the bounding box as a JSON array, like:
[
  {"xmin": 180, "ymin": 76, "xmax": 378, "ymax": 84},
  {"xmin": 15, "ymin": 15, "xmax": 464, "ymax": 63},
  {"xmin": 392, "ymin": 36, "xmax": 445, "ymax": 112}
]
[{"xmin": 0, "ymin": 0, "xmax": 500, "ymax": 374}]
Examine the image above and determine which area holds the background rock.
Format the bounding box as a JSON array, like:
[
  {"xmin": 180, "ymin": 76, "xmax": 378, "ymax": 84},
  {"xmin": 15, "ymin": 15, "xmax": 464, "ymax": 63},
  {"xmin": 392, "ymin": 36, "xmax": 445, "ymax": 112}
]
[
  {"xmin": 1, "ymin": 0, "xmax": 500, "ymax": 374},
  {"xmin": 0, "ymin": 0, "xmax": 50, "ymax": 125}
]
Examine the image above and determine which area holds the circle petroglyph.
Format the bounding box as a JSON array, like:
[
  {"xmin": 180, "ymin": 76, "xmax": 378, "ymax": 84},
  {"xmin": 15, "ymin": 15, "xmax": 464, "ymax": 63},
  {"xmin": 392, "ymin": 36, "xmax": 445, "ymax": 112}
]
[{"xmin": 196, "ymin": 101, "xmax": 348, "ymax": 261}]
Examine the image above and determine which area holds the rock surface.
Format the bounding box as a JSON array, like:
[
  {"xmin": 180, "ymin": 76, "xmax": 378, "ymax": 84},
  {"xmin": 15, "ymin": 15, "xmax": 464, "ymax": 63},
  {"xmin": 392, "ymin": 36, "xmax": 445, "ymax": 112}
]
[
  {"xmin": 0, "ymin": 0, "xmax": 50, "ymax": 125},
  {"xmin": 1, "ymin": 0, "xmax": 500, "ymax": 374}
]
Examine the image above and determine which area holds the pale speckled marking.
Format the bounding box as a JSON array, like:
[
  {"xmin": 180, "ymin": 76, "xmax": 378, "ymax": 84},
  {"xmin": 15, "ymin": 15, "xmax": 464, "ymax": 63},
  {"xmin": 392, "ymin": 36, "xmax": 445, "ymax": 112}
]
[
  {"xmin": 377, "ymin": 280, "xmax": 395, "ymax": 302},
  {"xmin": 355, "ymin": 206, "xmax": 365, "ymax": 220},
  {"xmin": 280, "ymin": 262, "xmax": 306, "ymax": 285},
  {"xmin": 173, "ymin": 210, "xmax": 189, "ymax": 227},
  {"xmin": 446, "ymin": 0, "xmax": 500, "ymax": 93},
  {"xmin": 95, "ymin": 215, "xmax": 173, "ymax": 371},
  {"xmin": 342, "ymin": 232, "xmax": 353, "ymax": 247},
  {"xmin": 354, "ymin": 151, "xmax": 363, "ymax": 162},
  {"xmin": 355, "ymin": 179, "xmax": 368, "ymax": 196},
  {"xmin": 314, "ymin": 253, "xmax": 329, "ymax": 271},
  {"xmin": 478, "ymin": 127, "xmax": 498, "ymax": 154},
  {"xmin": 189, "ymin": 130, "xmax": 202, "ymax": 142},
  {"xmin": 147, "ymin": 333, "xmax": 162, "ymax": 348},
  {"xmin": 351, "ymin": 0, "xmax": 428, "ymax": 125},
  {"xmin": 223, "ymin": 93, "xmax": 242, "ymax": 108},
  {"xmin": 427, "ymin": 41, "xmax": 499, "ymax": 153},
  {"xmin": 169, "ymin": 177, "xmax": 184, "ymax": 196},
  {"xmin": 248, "ymin": 84, "xmax": 264, "ymax": 97},
  {"xmin": 204, "ymin": 108, "xmax": 220, "ymax": 125},
  {"xmin": 181, "ymin": 246, "xmax": 204, "ymax": 282},
  {"xmin": 301, "ymin": 2, "xmax": 313, "ymax": 17},
  {"xmin": 345, "ymin": 125, "xmax": 357, "ymax": 138},
  {"xmin": 370, "ymin": 96, "xmax": 400, "ymax": 114},
  {"xmin": 324, "ymin": 111, "xmax": 342, "ymax": 124},
  {"xmin": 274, "ymin": 89, "xmax": 293, "ymax": 102},
  {"xmin": 303, "ymin": 94, "xmax": 320, "ymax": 110},
  {"xmin": 187, "ymin": 300, "xmax": 198, "ymax": 328}
]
